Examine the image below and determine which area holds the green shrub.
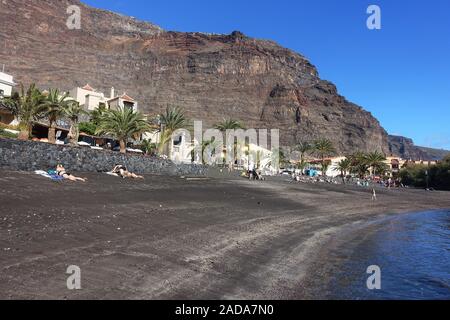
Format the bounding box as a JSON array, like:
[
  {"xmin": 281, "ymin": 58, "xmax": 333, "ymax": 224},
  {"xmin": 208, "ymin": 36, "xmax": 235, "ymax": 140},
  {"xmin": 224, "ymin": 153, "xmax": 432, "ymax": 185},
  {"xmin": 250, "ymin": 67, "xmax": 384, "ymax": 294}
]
[
  {"xmin": 400, "ymin": 164, "xmax": 427, "ymax": 187},
  {"xmin": 0, "ymin": 128, "xmax": 19, "ymax": 139},
  {"xmin": 79, "ymin": 122, "xmax": 97, "ymax": 136},
  {"xmin": 428, "ymin": 159, "xmax": 450, "ymax": 190},
  {"xmin": 400, "ymin": 159, "xmax": 450, "ymax": 190}
]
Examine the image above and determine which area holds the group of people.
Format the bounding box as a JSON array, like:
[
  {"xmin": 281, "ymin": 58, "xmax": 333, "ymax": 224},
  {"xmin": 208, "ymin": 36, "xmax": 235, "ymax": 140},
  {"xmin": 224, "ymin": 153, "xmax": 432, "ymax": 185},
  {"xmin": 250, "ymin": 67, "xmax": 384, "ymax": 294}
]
[{"xmin": 55, "ymin": 164, "xmax": 144, "ymax": 182}]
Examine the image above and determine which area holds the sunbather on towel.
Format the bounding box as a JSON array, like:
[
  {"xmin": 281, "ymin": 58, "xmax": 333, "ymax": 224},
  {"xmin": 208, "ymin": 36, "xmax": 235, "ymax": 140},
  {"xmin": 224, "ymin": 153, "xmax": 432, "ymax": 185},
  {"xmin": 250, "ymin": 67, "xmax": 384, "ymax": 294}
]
[
  {"xmin": 111, "ymin": 165, "xmax": 144, "ymax": 179},
  {"xmin": 56, "ymin": 165, "xmax": 87, "ymax": 182}
]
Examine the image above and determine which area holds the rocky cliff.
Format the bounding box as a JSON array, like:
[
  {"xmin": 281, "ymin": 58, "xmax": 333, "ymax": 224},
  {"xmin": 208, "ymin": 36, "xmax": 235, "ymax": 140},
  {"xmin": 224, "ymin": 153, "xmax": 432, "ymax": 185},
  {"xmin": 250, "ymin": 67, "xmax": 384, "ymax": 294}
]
[
  {"xmin": 388, "ymin": 135, "xmax": 450, "ymax": 161},
  {"xmin": 0, "ymin": 0, "xmax": 395, "ymax": 154}
]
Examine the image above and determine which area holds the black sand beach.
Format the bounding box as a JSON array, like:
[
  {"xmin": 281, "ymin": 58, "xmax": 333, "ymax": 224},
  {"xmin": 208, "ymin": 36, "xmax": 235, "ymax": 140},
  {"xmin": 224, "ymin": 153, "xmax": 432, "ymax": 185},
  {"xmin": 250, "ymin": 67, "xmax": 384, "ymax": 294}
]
[{"xmin": 1, "ymin": 170, "xmax": 449, "ymax": 299}]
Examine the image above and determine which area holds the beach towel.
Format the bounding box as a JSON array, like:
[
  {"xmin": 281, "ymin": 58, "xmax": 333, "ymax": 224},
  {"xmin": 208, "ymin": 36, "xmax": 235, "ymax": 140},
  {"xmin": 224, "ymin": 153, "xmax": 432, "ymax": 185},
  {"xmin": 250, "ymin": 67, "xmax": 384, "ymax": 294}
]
[
  {"xmin": 105, "ymin": 172, "xmax": 120, "ymax": 177},
  {"xmin": 34, "ymin": 170, "xmax": 64, "ymax": 181}
]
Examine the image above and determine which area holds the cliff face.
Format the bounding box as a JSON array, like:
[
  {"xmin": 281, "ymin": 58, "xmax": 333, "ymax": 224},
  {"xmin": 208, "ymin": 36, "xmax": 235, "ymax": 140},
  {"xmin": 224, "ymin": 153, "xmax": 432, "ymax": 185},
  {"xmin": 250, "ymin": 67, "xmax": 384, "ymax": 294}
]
[
  {"xmin": 0, "ymin": 0, "xmax": 391, "ymax": 154},
  {"xmin": 388, "ymin": 135, "xmax": 450, "ymax": 161}
]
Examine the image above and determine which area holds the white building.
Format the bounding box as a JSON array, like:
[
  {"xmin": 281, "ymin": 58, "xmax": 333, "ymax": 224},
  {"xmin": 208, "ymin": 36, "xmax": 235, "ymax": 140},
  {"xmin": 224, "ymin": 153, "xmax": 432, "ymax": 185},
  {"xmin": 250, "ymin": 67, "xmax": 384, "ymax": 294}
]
[
  {"xmin": 308, "ymin": 156, "xmax": 348, "ymax": 177},
  {"xmin": 171, "ymin": 131, "xmax": 194, "ymax": 164},
  {"xmin": 68, "ymin": 85, "xmax": 138, "ymax": 112},
  {"xmin": 108, "ymin": 92, "xmax": 138, "ymax": 112},
  {"xmin": 68, "ymin": 84, "xmax": 109, "ymax": 111},
  {"xmin": 326, "ymin": 156, "xmax": 348, "ymax": 177},
  {"xmin": 0, "ymin": 71, "xmax": 17, "ymax": 125},
  {"xmin": 0, "ymin": 71, "xmax": 16, "ymax": 98}
]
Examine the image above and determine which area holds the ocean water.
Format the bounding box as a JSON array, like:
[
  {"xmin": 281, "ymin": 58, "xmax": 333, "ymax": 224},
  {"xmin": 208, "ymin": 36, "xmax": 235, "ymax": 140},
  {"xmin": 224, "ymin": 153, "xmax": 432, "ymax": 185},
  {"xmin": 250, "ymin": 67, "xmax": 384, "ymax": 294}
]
[{"xmin": 320, "ymin": 210, "xmax": 450, "ymax": 300}]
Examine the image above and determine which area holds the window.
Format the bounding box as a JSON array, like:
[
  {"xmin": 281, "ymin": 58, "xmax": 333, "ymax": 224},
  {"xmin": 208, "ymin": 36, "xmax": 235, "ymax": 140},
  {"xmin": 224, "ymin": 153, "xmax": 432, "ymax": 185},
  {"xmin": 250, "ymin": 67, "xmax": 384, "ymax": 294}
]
[
  {"xmin": 173, "ymin": 135, "xmax": 183, "ymax": 146},
  {"xmin": 123, "ymin": 101, "xmax": 134, "ymax": 111},
  {"xmin": 0, "ymin": 89, "xmax": 4, "ymax": 97}
]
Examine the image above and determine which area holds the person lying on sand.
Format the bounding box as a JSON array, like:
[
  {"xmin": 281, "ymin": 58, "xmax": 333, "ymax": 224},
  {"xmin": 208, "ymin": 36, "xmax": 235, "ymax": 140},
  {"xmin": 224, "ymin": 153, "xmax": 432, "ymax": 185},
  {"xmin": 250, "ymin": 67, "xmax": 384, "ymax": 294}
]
[
  {"xmin": 56, "ymin": 165, "xmax": 87, "ymax": 182},
  {"xmin": 111, "ymin": 165, "xmax": 144, "ymax": 179}
]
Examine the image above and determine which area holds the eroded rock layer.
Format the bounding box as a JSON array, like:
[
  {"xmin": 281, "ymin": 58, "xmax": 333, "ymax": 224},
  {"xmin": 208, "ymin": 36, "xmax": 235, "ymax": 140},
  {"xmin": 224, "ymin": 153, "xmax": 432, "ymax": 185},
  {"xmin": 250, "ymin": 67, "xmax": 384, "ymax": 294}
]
[{"xmin": 0, "ymin": 0, "xmax": 391, "ymax": 154}]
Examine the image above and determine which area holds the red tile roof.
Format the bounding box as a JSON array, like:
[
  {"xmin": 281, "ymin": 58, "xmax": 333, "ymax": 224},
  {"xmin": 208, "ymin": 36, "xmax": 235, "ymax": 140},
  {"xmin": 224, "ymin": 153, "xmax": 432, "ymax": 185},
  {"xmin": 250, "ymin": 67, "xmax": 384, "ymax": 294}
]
[
  {"xmin": 82, "ymin": 84, "xmax": 94, "ymax": 91},
  {"xmin": 120, "ymin": 93, "xmax": 135, "ymax": 102}
]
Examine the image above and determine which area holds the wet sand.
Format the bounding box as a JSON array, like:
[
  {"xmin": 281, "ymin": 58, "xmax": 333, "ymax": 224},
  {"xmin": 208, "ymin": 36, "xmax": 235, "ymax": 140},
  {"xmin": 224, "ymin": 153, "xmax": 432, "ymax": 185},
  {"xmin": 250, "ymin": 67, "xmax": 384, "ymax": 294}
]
[
  {"xmin": 0, "ymin": 170, "xmax": 449, "ymax": 299},
  {"xmin": 299, "ymin": 210, "xmax": 450, "ymax": 299}
]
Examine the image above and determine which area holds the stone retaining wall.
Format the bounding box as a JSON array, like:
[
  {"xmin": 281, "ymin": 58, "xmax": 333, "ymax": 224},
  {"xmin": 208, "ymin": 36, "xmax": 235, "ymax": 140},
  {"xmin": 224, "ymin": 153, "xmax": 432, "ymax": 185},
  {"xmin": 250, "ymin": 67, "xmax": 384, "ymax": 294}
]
[{"xmin": 0, "ymin": 138, "xmax": 207, "ymax": 176}]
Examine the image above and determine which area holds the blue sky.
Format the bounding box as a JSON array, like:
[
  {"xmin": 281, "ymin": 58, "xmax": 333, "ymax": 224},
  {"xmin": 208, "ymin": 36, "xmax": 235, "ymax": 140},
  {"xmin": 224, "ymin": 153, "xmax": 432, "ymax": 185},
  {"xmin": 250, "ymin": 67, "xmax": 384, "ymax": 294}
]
[{"xmin": 83, "ymin": 0, "xmax": 450, "ymax": 149}]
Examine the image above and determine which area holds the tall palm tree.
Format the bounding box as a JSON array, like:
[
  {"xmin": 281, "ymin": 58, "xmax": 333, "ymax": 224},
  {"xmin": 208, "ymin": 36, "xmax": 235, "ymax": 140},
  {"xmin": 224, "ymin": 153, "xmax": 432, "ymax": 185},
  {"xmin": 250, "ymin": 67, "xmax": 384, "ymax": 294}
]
[
  {"xmin": 41, "ymin": 89, "xmax": 73, "ymax": 143},
  {"xmin": 64, "ymin": 101, "xmax": 86, "ymax": 145},
  {"xmin": 2, "ymin": 84, "xmax": 46, "ymax": 140},
  {"xmin": 96, "ymin": 108, "xmax": 150, "ymax": 154},
  {"xmin": 349, "ymin": 152, "xmax": 369, "ymax": 179},
  {"xmin": 158, "ymin": 107, "xmax": 189, "ymax": 155},
  {"xmin": 314, "ymin": 138, "xmax": 336, "ymax": 175},
  {"xmin": 214, "ymin": 119, "xmax": 245, "ymax": 167},
  {"xmin": 364, "ymin": 151, "xmax": 387, "ymax": 176},
  {"xmin": 295, "ymin": 141, "xmax": 313, "ymax": 174},
  {"xmin": 334, "ymin": 158, "xmax": 352, "ymax": 183},
  {"xmin": 321, "ymin": 161, "xmax": 331, "ymax": 177}
]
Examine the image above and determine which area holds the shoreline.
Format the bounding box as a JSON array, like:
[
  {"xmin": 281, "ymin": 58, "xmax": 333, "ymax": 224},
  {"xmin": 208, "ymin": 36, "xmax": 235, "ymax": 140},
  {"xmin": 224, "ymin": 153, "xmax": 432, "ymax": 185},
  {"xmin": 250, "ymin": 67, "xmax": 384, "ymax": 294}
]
[
  {"xmin": 297, "ymin": 208, "xmax": 450, "ymax": 300},
  {"xmin": 1, "ymin": 171, "xmax": 449, "ymax": 299}
]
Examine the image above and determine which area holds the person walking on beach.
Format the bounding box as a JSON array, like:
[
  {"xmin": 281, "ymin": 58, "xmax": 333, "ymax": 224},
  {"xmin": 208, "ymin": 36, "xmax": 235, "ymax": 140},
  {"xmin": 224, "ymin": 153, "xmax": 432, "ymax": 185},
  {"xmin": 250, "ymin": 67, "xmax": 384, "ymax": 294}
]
[
  {"xmin": 248, "ymin": 161, "xmax": 255, "ymax": 180},
  {"xmin": 372, "ymin": 188, "xmax": 377, "ymax": 201}
]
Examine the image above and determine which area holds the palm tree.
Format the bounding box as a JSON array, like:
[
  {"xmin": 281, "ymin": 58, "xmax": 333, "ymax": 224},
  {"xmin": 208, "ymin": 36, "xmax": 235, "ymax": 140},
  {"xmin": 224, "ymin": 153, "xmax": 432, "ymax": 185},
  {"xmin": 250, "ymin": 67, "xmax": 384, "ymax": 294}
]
[
  {"xmin": 2, "ymin": 84, "xmax": 46, "ymax": 140},
  {"xmin": 140, "ymin": 139, "xmax": 157, "ymax": 156},
  {"xmin": 349, "ymin": 152, "xmax": 369, "ymax": 179},
  {"xmin": 64, "ymin": 101, "xmax": 86, "ymax": 145},
  {"xmin": 41, "ymin": 89, "xmax": 73, "ymax": 143},
  {"xmin": 374, "ymin": 162, "xmax": 390, "ymax": 177},
  {"xmin": 158, "ymin": 107, "xmax": 189, "ymax": 156},
  {"xmin": 348, "ymin": 151, "xmax": 366, "ymax": 164},
  {"xmin": 214, "ymin": 119, "xmax": 245, "ymax": 132},
  {"xmin": 321, "ymin": 161, "xmax": 331, "ymax": 177},
  {"xmin": 314, "ymin": 138, "xmax": 336, "ymax": 175},
  {"xmin": 90, "ymin": 103, "xmax": 108, "ymax": 126},
  {"xmin": 364, "ymin": 151, "xmax": 387, "ymax": 176},
  {"xmin": 334, "ymin": 158, "xmax": 352, "ymax": 183},
  {"xmin": 274, "ymin": 149, "xmax": 289, "ymax": 169},
  {"xmin": 0, "ymin": 92, "xmax": 20, "ymax": 119},
  {"xmin": 201, "ymin": 138, "xmax": 222, "ymax": 165},
  {"xmin": 214, "ymin": 119, "xmax": 245, "ymax": 168},
  {"xmin": 295, "ymin": 141, "xmax": 313, "ymax": 174},
  {"xmin": 353, "ymin": 162, "xmax": 370, "ymax": 179},
  {"xmin": 96, "ymin": 108, "xmax": 151, "ymax": 154}
]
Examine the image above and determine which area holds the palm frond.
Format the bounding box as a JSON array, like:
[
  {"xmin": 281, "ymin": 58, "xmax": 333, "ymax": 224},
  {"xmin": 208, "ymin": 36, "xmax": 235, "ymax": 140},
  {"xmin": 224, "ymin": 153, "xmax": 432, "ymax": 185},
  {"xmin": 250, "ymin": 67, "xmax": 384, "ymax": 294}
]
[
  {"xmin": 96, "ymin": 107, "xmax": 151, "ymax": 142},
  {"xmin": 214, "ymin": 119, "xmax": 245, "ymax": 132}
]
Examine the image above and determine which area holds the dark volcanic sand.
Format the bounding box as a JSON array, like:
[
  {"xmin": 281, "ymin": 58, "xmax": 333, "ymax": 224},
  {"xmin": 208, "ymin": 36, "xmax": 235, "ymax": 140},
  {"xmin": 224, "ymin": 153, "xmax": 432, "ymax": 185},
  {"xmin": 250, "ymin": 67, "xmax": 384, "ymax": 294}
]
[{"xmin": 0, "ymin": 170, "xmax": 449, "ymax": 300}]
